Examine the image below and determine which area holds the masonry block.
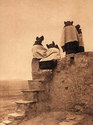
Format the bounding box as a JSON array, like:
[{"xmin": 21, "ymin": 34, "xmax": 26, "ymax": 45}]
[
  {"xmin": 32, "ymin": 70, "xmax": 53, "ymax": 82},
  {"xmin": 15, "ymin": 100, "xmax": 36, "ymax": 114},
  {"xmin": 32, "ymin": 58, "xmax": 53, "ymax": 81},
  {"xmin": 22, "ymin": 90, "xmax": 38, "ymax": 101},
  {"xmin": 8, "ymin": 112, "xmax": 24, "ymax": 121},
  {"xmin": 32, "ymin": 58, "xmax": 40, "ymax": 73},
  {"xmin": 22, "ymin": 90, "xmax": 45, "ymax": 101}
]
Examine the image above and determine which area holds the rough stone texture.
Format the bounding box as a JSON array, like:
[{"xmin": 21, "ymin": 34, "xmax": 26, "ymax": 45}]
[
  {"xmin": 22, "ymin": 90, "xmax": 39, "ymax": 101},
  {"xmin": 32, "ymin": 58, "xmax": 40, "ymax": 74},
  {"xmin": 32, "ymin": 70, "xmax": 53, "ymax": 82},
  {"xmin": 35, "ymin": 101, "xmax": 50, "ymax": 114},
  {"xmin": 28, "ymin": 80, "xmax": 45, "ymax": 90},
  {"xmin": 22, "ymin": 90, "xmax": 47, "ymax": 102},
  {"xmin": 47, "ymin": 52, "xmax": 93, "ymax": 114},
  {"xmin": 8, "ymin": 112, "xmax": 24, "ymax": 121}
]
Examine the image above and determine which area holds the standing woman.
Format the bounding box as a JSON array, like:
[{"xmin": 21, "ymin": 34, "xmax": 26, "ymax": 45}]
[
  {"xmin": 61, "ymin": 21, "xmax": 79, "ymax": 54},
  {"xmin": 75, "ymin": 24, "xmax": 85, "ymax": 52}
]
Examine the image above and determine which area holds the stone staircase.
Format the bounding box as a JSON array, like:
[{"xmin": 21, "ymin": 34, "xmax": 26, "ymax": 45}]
[{"xmin": 0, "ymin": 66, "xmax": 53, "ymax": 125}]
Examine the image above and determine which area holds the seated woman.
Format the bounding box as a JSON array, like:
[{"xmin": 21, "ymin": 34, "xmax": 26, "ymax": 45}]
[
  {"xmin": 61, "ymin": 21, "xmax": 79, "ymax": 54},
  {"xmin": 39, "ymin": 41, "xmax": 61, "ymax": 69},
  {"xmin": 32, "ymin": 36, "xmax": 47, "ymax": 59}
]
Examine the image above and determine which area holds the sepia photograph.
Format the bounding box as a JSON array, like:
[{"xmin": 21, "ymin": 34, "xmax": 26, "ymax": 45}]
[{"xmin": 0, "ymin": 0, "xmax": 93, "ymax": 124}]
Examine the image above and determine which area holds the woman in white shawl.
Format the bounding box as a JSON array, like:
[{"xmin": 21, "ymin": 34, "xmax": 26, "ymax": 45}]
[
  {"xmin": 32, "ymin": 36, "xmax": 47, "ymax": 59},
  {"xmin": 39, "ymin": 41, "xmax": 61, "ymax": 69}
]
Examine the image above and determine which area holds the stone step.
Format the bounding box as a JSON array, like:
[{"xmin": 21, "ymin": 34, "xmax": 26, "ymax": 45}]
[
  {"xmin": 16, "ymin": 100, "xmax": 37, "ymax": 104},
  {"xmin": 8, "ymin": 112, "xmax": 24, "ymax": 121},
  {"xmin": 22, "ymin": 89, "xmax": 45, "ymax": 92},
  {"xmin": 59, "ymin": 120, "xmax": 79, "ymax": 125},
  {"xmin": 28, "ymin": 80, "xmax": 45, "ymax": 90},
  {"xmin": 22, "ymin": 90, "xmax": 38, "ymax": 101},
  {"xmin": 32, "ymin": 70, "xmax": 53, "ymax": 82},
  {"xmin": 15, "ymin": 100, "xmax": 37, "ymax": 114},
  {"xmin": 22, "ymin": 90, "xmax": 47, "ymax": 102},
  {"xmin": 22, "ymin": 89, "xmax": 45, "ymax": 101},
  {"xmin": 2, "ymin": 120, "xmax": 12, "ymax": 125}
]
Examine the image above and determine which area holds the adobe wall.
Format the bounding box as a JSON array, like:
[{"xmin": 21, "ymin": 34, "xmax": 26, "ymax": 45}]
[{"xmin": 48, "ymin": 52, "xmax": 93, "ymax": 114}]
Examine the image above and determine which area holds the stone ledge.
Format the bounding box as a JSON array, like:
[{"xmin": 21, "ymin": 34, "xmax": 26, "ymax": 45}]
[
  {"xmin": 8, "ymin": 112, "xmax": 24, "ymax": 120},
  {"xmin": 22, "ymin": 89, "xmax": 48, "ymax": 102},
  {"xmin": 8, "ymin": 112, "xmax": 24, "ymax": 117},
  {"xmin": 22, "ymin": 89, "xmax": 45, "ymax": 92},
  {"xmin": 16, "ymin": 100, "xmax": 37, "ymax": 104},
  {"xmin": 32, "ymin": 70, "xmax": 53, "ymax": 82}
]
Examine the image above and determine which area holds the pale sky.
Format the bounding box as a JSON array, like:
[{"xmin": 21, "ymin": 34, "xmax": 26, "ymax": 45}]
[{"xmin": 0, "ymin": 0, "xmax": 93, "ymax": 80}]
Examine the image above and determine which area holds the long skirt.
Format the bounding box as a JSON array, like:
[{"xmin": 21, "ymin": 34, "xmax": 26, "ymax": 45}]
[
  {"xmin": 39, "ymin": 60, "xmax": 57, "ymax": 69},
  {"xmin": 62, "ymin": 41, "xmax": 79, "ymax": 54}
]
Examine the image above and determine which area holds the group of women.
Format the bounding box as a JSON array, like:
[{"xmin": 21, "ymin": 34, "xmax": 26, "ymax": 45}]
[{"xmin": 32, "ymin": 21, "xmax": 85, "ymax": 69}]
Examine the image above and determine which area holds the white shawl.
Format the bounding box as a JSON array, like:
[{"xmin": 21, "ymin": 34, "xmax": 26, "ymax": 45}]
[
  {"xmin": 40, "ymin": 48, "xmax": 61, "ymax": 61},
  {"xmin": 32, "ymin": 45, "xmax": 47, "ymax": 59}
]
